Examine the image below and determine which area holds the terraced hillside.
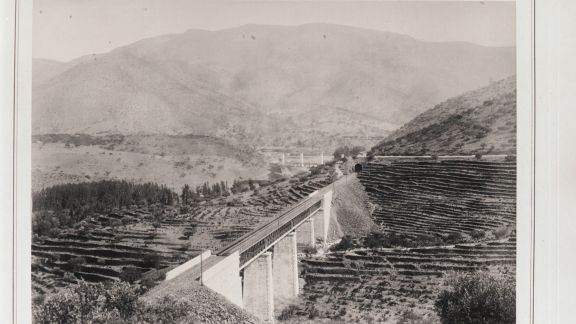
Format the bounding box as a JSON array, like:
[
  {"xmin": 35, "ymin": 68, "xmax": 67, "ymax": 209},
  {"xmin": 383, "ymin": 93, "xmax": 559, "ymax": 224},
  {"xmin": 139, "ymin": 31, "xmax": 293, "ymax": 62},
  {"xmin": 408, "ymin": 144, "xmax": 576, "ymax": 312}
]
[
  {"xmin": 32, "ymin": 172, "xmax": 331, "ymax": 298},
  {"xmin": 358, "ymin": 158, "xmax": 516, "ymax": 239},
  {"xmin": 279, "ymin": 158, "xmax": 516, "ymax": 323},
  {"xmin": 295, "ymin": 238, "xmax": 515, "ymax": 323}
]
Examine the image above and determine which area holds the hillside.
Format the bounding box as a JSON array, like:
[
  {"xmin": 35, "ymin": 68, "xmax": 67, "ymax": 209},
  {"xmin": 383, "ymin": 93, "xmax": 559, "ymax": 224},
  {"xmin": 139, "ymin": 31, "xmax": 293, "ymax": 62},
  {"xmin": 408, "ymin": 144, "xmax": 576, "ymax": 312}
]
[
  {"xmin": 370, "ymin": 76, "xmax": 516, "ymax": 155},
  {"xmin": 283, "ymin": 157, "xmax": 516, "ymax": 322},
  {"xmin": 32, "ymin": 134, "xmax": 268, "ymax": 191},
  {"xmin": 33, "ymin": 24, "xmax": 515, "ymax": 147}
]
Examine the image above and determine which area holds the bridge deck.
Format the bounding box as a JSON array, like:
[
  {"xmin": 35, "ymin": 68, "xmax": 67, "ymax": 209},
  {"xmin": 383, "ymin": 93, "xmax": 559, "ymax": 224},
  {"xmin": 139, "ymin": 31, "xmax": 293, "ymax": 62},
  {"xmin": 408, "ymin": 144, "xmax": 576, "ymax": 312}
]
[{"xmin": 217, "ymin": 177, "xmax": 346, "ymax": 267}]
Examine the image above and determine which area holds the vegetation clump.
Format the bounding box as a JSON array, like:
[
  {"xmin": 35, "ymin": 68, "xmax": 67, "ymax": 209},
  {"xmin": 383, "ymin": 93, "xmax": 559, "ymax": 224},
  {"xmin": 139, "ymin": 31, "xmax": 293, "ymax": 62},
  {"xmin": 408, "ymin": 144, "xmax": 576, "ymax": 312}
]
[
  {"xmin": 333, "ymin": 145, "xmax": 365, "ymax": 159},
  {"xmin": 330, "ymin": 235, "xmax": 355, "ymax": 251},
  {"xmin": 434, "ymin": 272, "xmax": 515, "ymax": 324},
  {"xmin": 362, "ymin": 231, "xmax": 445, "ymax": 249},
  {"xmin": 33, "ymin": 180, "xmax": 177, "ymax": 236}
]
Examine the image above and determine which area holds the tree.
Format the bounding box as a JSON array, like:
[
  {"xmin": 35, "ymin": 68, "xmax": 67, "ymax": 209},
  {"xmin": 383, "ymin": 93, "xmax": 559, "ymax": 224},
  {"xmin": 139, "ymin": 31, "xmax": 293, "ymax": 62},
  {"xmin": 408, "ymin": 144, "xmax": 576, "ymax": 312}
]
[
  {"xmin": 435, "ymin": 272, "xmax": 515, "ymax": 324},
  {"xmin": 333, "ymin": 146, "xmax": 350, "ymax": 159},
  {"xmin": 180, "ymin": 184, "xmax": 192, "ymax": 205},
  {"xmin": 350, "ymin": 146, "xmax": 365, "ymax": 157}
]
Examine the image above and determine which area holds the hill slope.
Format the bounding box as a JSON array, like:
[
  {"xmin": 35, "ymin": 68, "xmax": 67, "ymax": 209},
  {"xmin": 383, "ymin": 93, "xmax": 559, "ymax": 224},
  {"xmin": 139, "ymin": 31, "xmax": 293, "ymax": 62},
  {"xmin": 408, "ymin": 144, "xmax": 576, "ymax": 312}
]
[
  {"xmin": 370, "ymin": 76, "xmax": 516, "ymax": 155},
  {"xmin": 33, "ymin": 23, "xmax": 515, "ymax": 145}
]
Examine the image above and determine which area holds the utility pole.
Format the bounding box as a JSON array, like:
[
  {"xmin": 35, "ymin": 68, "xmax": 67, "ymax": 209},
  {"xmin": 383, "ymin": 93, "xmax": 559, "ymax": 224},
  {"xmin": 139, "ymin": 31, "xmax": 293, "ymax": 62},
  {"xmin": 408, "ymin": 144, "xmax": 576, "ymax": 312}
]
[
  {"xmin": 282, "ymin": 153, "xmax": 285, "ymax": 166},
  {"xmin": 321, "ymin": 152, "xmax": 324, "ymax": 164},
  {"xmin": 300, "ymin": 152, "xmax": 304, "ymax": 167}
]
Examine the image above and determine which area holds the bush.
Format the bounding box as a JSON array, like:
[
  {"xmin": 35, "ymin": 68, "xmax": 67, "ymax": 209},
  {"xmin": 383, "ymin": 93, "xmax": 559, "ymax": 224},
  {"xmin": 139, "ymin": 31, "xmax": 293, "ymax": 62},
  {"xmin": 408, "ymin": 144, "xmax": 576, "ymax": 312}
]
[
  {"xmin": 505, "ymin": 155, "xmax": 516, "ymax": 162},
  {"xmin": 140, "ymin": 269, "xmax": 166, "ymax": 290},
  {"xmin": 69, "ymin": 256, "xmax": 86, "ymax": 272},
  {"xmin": 435, "ymin": 272, "xmax": 515, "ymax": 324},
  {"xmin": 178, "ymin": 242, "xmax": 191, "ymax": 252},
  {"xmin": 331, "ymin": 235, "xmax": 355, "ymax": 251},
  {"xmin": 120, "ymin": 266, "xmax": 143, "ymax": 284},
  {"xmin": 493, "ymin": 226, "xmax": 514, "ymax": 240},
  {"xmin": 278, "ymin": 305, "xmax": 299, "ymax": 321},
  {"xmin": 131, "ymin": 296, "xmax": 190, "ymax": 323},
  {"xmin": 474, "ymin": 153, "xmax": 483, "ymax": 160},
  {"xmin": 308, "ymin": 305, "xmax": 320, "ymax": 319},
  {"xmin": 302, "ymin": 245, "xmax": 318, "ymax": 257},
  {"xmin": 445, "ymin": 232, "xmax": 466, "ymax": 244},
  {"xmin": 33, "ymin": 281, "xmax": 141, "ymax": 323},
  {"xmin": 143, "ymin": 254, "xmax": 162, "ymax": 269},
  {"xmin": 364, "ymin": 231, "xmax": 416, "ymax": 248},
  {"xmin": 470, "ymin": 229, "xmax": 486, "ymax": 240}
]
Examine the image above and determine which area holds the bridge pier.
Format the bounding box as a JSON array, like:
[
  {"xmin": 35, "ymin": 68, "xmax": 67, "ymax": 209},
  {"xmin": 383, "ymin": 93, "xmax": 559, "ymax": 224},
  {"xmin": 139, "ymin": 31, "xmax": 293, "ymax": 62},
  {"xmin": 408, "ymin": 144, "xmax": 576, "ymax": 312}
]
[
  {"xmin": 297, "ymin": 218, "xmax": 315, "ymax": 246},
  {"xmin": 313, "ymin": 190, "xmax": 333, "ymax": 245},
  {"xmin": 243, "ymin": 252, "xmax": 275, "ymax": 323},
  {"xmin": 273, "ymin": 232, "xmax": 299, "ymax": 302}
]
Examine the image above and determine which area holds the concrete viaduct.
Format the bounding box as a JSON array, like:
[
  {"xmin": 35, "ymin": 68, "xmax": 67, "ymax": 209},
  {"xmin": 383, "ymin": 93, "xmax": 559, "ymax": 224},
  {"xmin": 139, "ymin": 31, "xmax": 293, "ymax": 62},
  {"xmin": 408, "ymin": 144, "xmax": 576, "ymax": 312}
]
[{"xmin": 164, "ymin": 178, "xmax": 346, "ymax": 323}]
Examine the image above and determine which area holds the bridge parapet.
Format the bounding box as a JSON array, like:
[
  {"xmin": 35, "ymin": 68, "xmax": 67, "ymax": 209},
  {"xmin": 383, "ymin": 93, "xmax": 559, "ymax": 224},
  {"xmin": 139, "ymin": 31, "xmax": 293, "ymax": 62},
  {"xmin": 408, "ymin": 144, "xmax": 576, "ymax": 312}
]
[{"xmin": 221, "ymin": 198, "xmax": 322, "ymax": 268}]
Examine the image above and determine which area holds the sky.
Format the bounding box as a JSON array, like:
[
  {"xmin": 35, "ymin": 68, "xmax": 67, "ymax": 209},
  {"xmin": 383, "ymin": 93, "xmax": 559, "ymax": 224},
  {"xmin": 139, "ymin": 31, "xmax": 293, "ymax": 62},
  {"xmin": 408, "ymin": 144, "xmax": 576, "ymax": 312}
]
[{"xmin": 34, "ymin": 0, "xmax": 516, "ymax": 62}]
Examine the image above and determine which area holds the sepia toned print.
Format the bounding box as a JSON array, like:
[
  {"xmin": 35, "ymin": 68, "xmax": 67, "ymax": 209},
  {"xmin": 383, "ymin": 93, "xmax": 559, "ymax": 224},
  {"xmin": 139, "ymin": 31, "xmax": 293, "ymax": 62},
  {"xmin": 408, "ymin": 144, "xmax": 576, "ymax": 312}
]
[{"xmin": 31, "ymin": 1, "xmax": 516, "ymax": 323}]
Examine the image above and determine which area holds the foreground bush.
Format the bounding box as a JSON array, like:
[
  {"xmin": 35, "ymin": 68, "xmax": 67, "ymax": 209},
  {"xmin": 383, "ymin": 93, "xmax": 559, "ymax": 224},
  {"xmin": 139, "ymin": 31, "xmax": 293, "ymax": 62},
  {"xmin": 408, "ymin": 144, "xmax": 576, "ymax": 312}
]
[
  {"xmin": 34, "ymin": 280, "xmax": 257, "ymax": 323},
  {"xmin": 34, "ymin": 282, "xmax": 196, "ymax": 323},
  {"xmin": 33, "ymin": 281, "xmax": 141, "ymax": 323},
  {"xmin": 434, "ymin": 272, "xmax": 515, "ymax": 324}
]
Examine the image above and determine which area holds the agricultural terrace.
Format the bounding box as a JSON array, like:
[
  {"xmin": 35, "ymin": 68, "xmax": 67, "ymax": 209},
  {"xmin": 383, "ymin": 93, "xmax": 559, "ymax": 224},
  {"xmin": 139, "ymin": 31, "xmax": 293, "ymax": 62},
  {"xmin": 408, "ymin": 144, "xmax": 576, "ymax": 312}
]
[
  {"xmin": 32, "ymin": 166, "xmax": 332, "ymax": 298},
  {"xmin": 284, "ymin": 157, "xmax": 516, "ymax": 323}
]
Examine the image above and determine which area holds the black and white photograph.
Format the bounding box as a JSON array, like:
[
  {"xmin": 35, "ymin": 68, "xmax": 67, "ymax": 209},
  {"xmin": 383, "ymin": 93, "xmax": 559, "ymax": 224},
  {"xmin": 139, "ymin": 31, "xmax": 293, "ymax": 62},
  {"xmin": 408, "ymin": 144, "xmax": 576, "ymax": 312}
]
[{"xmin": 26, "ymin": 1, "xmax": 521, "ymax": 323}]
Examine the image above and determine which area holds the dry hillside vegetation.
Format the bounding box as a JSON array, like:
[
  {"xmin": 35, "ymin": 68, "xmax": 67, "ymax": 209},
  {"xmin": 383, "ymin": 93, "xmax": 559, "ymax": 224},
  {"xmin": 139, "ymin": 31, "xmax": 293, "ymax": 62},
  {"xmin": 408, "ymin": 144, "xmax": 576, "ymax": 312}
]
[
  {"xmin": 32, "ymin": 134, "xmax": 268, "ymax": 191},
  {"xmin": 331, "ymin": 176, "xmax": 376, "ymax": 238},
  {"xmin": 371, "ymin": 76, "xmax": 516, "ymax": 156}
]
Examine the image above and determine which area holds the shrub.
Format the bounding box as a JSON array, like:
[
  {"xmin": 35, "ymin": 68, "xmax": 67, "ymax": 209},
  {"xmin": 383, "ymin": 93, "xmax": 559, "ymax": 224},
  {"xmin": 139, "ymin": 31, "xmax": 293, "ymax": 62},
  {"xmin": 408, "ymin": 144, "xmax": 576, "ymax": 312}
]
[
  {"xmin": 435, "ymin": 272, "xmax": 515, "ymax": 324},
  {"xmin": 69, "ymin": 256, "xmax": 86, "ymax": 272},
  {"xmin": 143, "ymin": 254, "xmax": 162, "ymax": 269},
  {"xmin": 470, "ymin": 229, "xmax": 486, "ymax": 240},
  {"xmin": 131, "ymin": 296, "xmax": 190, "ymax": 323},
  {"xmin": 445, "ymin": 232, "xmax": 466, "ymax": 244},
  {"xmin": 302, "ymin": 245, "xmax": 318, "ymax": 257},
  {"xmin": 493, "ymin": 226, "xmax": 514, "ymax": 240},
  {"xmin": 364, "ymin": 231, "xmax": 393, "ymax": 248},
  {"xmin": 331, "ymin": 235, "xmax": 355, "ymax": 251},
  {"xmin": 505, "ymin": 155, "xmax": 516, "ymax": 162},
  {"xmin": 308, "ymin": 305, "xmax": 320, "ymax": 319},
  {"xmin": 140, "ymin": 269, "xmax": 166, "ymax": 290},
  {"xmin": 120, "ymin": 266, "xmax": 143, "ymax": 284},
  {"xmin": 33, "ymin": 281, "xmax": 141, "ymax": 323},
  {"xmin": 178, "ymin": 242, "xmax": 191, "ymax": 252},
  {"xmin": 278, "ymin": 305, "xmax": 299, "ymax": 320},
  {"xmin": 474, "ymin": 153, "xmax": 483, "ymax": 160},
  {"xmin": 364, "ymin": 231, "xmax": 417, "ymax": 248}
]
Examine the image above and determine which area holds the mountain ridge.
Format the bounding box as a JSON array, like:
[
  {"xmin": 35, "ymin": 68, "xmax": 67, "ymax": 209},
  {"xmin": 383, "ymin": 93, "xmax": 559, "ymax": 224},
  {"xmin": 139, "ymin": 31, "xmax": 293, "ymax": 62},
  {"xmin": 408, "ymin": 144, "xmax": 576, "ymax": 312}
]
[
  {"xmin": 370, "ymin": 76, "xmax": 517, "ymax": 156},
  {"xmin": 33, "ymin": 23, "xmax": 515, "ymax": 150}
]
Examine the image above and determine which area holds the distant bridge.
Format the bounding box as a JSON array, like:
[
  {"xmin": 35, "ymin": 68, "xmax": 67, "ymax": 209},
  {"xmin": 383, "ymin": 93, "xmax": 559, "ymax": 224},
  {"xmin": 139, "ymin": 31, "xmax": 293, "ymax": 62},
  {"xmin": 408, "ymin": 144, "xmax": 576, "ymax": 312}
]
[
  {"xmin": 279, "ymin": 152, "xmax": 327, "ymax": 167},
  {"xmin": 164, "ymin": 176, "xmax": 348, "ymax": 323}
]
